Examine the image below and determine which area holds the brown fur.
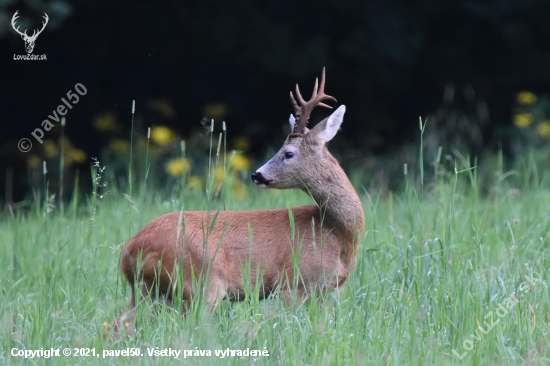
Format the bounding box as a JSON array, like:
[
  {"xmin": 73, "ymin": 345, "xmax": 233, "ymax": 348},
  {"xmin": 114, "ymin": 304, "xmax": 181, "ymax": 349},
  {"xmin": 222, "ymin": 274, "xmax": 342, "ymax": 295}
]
[{"xmin": 110, "ymin": 105, "xmax": 364, "ymax": 340}]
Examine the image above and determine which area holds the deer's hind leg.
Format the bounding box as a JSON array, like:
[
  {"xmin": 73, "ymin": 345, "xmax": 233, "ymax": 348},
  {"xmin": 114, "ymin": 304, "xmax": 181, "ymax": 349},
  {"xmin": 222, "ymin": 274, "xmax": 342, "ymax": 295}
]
[
  {"xmin": 204, "ymin": 276, "xmax": 228, "ymax": 315},
  {"xmin": 108, "ymin": 276, "xmax": 173, "ymax": 341},
  {"xmin": 108, "ymin": 282, "xmax": 137, "ymax": 341}
]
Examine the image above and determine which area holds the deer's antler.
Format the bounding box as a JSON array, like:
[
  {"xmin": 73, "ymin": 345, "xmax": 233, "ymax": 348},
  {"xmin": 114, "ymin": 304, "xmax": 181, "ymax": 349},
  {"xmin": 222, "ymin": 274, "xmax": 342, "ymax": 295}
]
[
  {"xmin": 289, "ymin": 67, "xmax": 337, "ymax": 137},
  {"xmin": 11, "ymin": 11, "xmax": 48, "ymax": 40},
  {"xmin": 29, "ymin": 13, "xmax": 49, "ymax": 40},
  {"xmin": 11, "ymin": 11, "xmax": 27, "ymax": 38}
]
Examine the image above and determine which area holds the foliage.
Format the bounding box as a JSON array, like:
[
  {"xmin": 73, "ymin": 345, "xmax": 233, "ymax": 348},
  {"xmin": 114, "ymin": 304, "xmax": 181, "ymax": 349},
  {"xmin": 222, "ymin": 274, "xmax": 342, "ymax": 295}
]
[
  {"xmin": 1, "ymin": 130, "xmax": 550, "ymax": 364},
  {"xmin": 0, "ymin": 0, "xmax": 71, "ymax": 37},
  {"xmin": 4, "ymin": 0, "xmax": 550, "ymax": 179},
  {"xmin": 512, "ymin": 91, "xmax": 550, "ymax": 148}
]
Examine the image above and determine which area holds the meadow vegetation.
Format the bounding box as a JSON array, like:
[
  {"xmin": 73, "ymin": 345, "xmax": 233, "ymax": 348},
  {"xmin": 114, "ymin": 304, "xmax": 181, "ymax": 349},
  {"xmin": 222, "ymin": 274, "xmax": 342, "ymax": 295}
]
[{"xmin": 1, "ymin": 122, "xmax": 550, "ymax": 365}]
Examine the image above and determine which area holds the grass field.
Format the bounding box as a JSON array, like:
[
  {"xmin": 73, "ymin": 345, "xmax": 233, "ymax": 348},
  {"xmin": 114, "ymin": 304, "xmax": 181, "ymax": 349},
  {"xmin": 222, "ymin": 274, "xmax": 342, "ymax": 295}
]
[{"xmin": 1, "ymin": 141, "xmax": 550, "ymax": 365}]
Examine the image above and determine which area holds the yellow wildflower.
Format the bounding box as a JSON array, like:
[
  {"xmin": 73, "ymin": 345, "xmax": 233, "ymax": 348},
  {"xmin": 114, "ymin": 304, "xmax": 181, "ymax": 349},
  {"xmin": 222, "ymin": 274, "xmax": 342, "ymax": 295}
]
[
  {"xmin": 103, "ymin": 322, "xmax": 108, "ymax": 327},
  {"xmin": 110, "ymin": 139, "xmax": 130, "ymax": 152},
  {"xmin": 27, "ymin": 155, "xmax": 41, "ymax": 168},
  {"xmin": 43, "ymin": 140, "xmax": 58, "ymax": 157},
  {"xmin": 234, "ymin": 137, "xmax": 249, "ymax": 151},
  {"xmin": 150, "ymin": 126, "xmax": 176, "ymax": 145},
  {"xmin": 165, "ymin": 158, "xmax": 190, "ymax": 176},
  {"xmin": 187, "ymin": 175, "xmax": 203, "ymax": 189},
  {"xmin": 66, "ymin": 148, "xmax": 87, "ymax": 164},
  {"xmin": 517, "ymin": 91, "xmax": 537, "ymax": 105},
  {"xmin": 537, "ymin": 121, "xmax": 550, "ymax": 137},
  {"xmin": 229, "ymin": 152, "xmax": 250, "ymax": 172},
  {"xmin": 54, "ymin": 137, "xmax": 87, "ymax": 167},
  {"xmin": 514, "ymin": 113, "xmax": 533, "ymax": 128},
  {"xmin": 124, "ymin": 322, "xmax": 129, "ymax": 328},
  {"xmin": 94, "ymin": 112, "xmax": 118, "ymax": 131}
]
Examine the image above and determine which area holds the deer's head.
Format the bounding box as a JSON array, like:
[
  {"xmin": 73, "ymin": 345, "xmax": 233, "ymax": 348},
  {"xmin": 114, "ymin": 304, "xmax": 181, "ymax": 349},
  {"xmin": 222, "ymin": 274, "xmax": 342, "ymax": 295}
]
[
  {"xmin": 11, "ymin": 11, "xmax": 49, "ymax": 54},
  {"xmin": 252, "ymin": 68, "xmax": 345, "ymax": 191}
]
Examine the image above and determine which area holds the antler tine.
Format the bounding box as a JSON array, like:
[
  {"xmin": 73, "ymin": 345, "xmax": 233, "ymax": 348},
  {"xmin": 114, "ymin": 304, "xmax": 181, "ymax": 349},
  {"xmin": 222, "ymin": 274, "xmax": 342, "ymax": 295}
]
[
  {"xmin": 290, "ymin": 68, "xmax": 337, "ymax": 136},
  {"xmin": 319, "ymin": 67, "xmax": 327, "ymax": 95},
  {"xmin": 295, "ymin": 83, "xmax": 306, "ymax": 106},
  {"xmin": 311, "ymin": 77, "xmax": 319, "ymax": 99},
  {"xmin": 317, "ymin": 102, "xmax": 333, "ymax": 109},
  {"xmin": 12, "ymin": 10, "xmax": 19, "ymax": 24},
  {"xmin": 34, "ymin": 13, "xmax": 49, "ymax": 37},
  {"xmin": 289, "ymin": 91, "xmax": 301, "ymax": 116},
  {"xmin": 317, "ymin": 67, "xmax": 336, "ymax": 104},
  {"xmin": 289, "ymin": 91, "xmax": 297, "ymax": 107},
  {"xmin": 11, "ymin": 11, "xmax": 27, "ymax": 36}
]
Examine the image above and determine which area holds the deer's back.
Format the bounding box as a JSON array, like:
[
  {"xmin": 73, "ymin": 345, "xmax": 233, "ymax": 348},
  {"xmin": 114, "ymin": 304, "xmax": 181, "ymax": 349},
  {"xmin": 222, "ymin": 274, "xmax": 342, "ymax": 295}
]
[{"xmin": 120, "ymin": 205, "xmax": 349, "ymax": 299}]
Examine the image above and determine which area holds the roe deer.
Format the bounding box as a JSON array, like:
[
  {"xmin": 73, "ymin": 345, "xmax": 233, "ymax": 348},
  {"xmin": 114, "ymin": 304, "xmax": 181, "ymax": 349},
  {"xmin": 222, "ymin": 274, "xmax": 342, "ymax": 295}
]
[{"xmin": 112, "ymin": 68, "xmax": 364, "ymax": 338}]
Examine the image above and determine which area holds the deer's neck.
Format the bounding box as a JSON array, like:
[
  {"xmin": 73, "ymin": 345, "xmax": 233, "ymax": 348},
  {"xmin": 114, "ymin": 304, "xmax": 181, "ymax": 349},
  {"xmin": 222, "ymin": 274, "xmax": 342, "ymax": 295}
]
[{"xmin": 304, "ymin": 150, "xmax": 364, "ymax": 245}]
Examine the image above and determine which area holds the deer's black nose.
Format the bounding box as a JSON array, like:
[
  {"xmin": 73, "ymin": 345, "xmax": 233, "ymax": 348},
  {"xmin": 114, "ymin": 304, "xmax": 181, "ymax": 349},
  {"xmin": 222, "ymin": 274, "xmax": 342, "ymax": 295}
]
[{"xmin": 251, "ymin": 172, "xmax": 272, "ymax": 185}]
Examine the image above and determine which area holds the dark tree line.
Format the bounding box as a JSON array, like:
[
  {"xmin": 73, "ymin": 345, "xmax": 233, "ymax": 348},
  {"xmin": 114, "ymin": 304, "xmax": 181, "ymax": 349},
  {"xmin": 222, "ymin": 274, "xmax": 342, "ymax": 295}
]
[{"xmin": 1, "ymin": 0, "xmax": 550, "ymax": 199}]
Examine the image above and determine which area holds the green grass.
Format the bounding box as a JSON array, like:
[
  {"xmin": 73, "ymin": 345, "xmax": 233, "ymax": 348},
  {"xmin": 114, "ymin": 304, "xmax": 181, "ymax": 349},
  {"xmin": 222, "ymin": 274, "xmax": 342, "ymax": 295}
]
[{"xmin": 1, "ymin": 146, "xmax": 550, "ymax": 365}]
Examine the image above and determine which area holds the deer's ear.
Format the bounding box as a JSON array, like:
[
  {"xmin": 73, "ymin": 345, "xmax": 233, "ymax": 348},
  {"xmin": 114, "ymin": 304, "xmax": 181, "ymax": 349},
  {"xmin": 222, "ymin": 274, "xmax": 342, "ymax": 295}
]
[
  {"xmin": 289, "ymin": 114, "xmax": 295, "ymax": 131},
  {"xmin": 311, "ymin": 105, "xmax": 345, "ymax": 143}
]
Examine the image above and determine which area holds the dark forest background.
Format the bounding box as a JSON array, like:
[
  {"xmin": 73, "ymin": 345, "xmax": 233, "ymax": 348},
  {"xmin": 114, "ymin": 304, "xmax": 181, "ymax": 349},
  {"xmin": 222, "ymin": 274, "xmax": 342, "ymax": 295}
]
[{"xmin": 1, "ymin": 0, "xmax": 550, "ymax": 203}]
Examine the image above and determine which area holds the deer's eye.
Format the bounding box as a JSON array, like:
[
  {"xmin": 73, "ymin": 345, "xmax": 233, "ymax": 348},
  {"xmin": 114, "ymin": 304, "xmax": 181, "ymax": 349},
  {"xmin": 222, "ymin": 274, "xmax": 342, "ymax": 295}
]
[{"xmin": 284, "ymin": 152, "xmax": 294, "ymax": 159}]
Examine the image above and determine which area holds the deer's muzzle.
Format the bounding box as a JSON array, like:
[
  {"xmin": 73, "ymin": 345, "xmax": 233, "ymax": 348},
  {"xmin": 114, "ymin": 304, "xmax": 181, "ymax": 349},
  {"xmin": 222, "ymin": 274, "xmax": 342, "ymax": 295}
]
[{"xmin": 251, "ymin": 172, "xmax": 272, "ymax": 186}]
